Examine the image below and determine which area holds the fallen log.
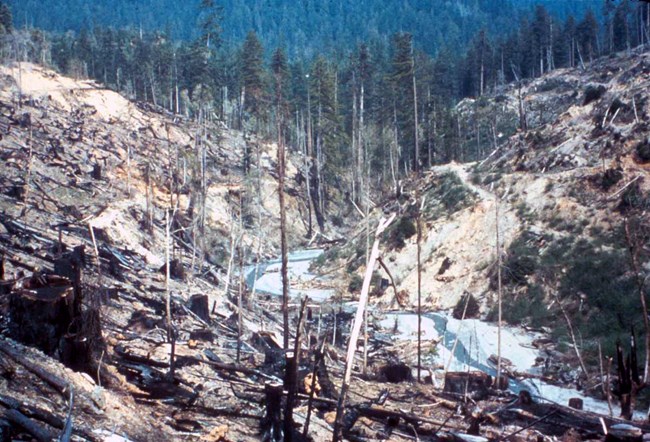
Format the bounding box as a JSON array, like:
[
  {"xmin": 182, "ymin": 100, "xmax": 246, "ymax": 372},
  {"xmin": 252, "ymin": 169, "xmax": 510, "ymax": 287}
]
[
  {"xmin": 444, "ymin": 372, "xmax": 494, "ymax": 400},
  {"xmin": 0, "ymin": 339, "xmax": 70, "ymax": 395},
  {"xmin": 3, "ymin": 409, "xmax": 55, "ymax": 442},
  {"xmin": 115, "ymin": 345, "xmax": 280, "ymax": 383},
  {"xmin": 333, "ymin": 214, "xmax": 396, "ymax": 442},
  {"xmin": 0, "ymin": 394, "xmax": 97, "ymax": 442},
  {"xmin": 191, "ymin": 355, "xmax": 281, "ymax": 382},
  {"xmin": 356, "ymin": 404, "xmax": 460, "ymax": 430}
]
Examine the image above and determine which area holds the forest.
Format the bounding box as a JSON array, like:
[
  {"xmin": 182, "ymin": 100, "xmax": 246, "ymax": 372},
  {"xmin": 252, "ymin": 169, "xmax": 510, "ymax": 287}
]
[
  {"xmin": 2, "ymin": 1, "xmax": 650, "ymax": 440},
  {"xmin": 0, "ymin": 0, "xmax": 648, "ymax": 234}
]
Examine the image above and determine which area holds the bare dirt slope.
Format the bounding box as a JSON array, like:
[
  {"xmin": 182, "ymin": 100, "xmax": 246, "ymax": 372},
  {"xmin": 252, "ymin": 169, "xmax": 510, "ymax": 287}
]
[
  {"xmin": 0, "ymin": 62, "xmax": 311, "ymax": 441},
  {"xmin": 326, "ymin": 47, "xmax": 650, "ymax": 331}
]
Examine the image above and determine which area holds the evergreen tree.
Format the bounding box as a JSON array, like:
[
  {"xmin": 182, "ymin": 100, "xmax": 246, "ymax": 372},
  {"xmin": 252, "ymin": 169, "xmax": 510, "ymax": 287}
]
[
  {"xmin": 0, "ymin": 1, "xmax": 12, "ymax": 34},
  {"xmin": 577, "ymin": 9, "xmax": 599, "ymax": 62},
  {"xmin": 309, "ymin": 55, "xmax": 344, "ymax": 228},
  {"xmin": 198, "ymin": 0, "xmax": 222, "ymax": 49},
  {"xmin": 531, "ymin": 5, "xmax": 551, "ymax": 76},
  {"xmin": 390, "ymin": 32, "xmax": 417, "ymax": 172},
  {"xmin": 613, "ymin": 0, "xmax": 631, "ymax": 52},
  {"xmin": 240, "ymin": 30, "xmax": 266, "ymax": 124},
  {"xmin": 560, "ymin": 15, "xmax": 578, "ymax": 68}
]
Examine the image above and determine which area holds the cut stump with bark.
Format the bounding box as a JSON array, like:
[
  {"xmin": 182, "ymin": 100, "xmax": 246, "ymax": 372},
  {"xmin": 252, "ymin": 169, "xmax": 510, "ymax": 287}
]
[{"xmin": 8, "ymin": 274, "xmax": 75, "ymax": 355}]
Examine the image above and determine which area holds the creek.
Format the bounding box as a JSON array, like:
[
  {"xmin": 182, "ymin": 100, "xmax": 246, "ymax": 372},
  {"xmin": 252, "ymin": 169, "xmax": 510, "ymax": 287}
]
[{"xmin": 247, "ymin": 249, "xmax": 636, "ymax": 418}]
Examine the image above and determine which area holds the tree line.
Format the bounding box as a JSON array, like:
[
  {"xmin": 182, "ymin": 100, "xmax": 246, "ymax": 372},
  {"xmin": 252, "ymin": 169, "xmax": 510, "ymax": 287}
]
[{"xmin": 1, "ymin": 0, "xmax": 649, "ymax": 229}]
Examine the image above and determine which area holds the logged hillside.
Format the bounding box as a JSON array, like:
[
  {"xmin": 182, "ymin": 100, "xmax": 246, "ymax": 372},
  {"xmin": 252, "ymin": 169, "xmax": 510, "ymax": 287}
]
[
  {"xmin": 2, "ymin": 47, "xmax": 650, "ymax": 442},
  {"xmin": 320, "ymin": 47, "xmax": 650, "ymax": 362},
  {"xmin": 0, "ymin": 62, "xmax": 315, "ymax": 440},
  {"xmin": 0, "ymin": 62, "xmax": 311, "ymax": 257}
]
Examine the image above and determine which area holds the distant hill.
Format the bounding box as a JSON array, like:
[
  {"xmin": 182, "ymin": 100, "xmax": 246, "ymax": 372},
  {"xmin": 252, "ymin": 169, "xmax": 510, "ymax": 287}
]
[{"xmin": 6, "ymin": 0, "xmax": 597, "ymax": 57}]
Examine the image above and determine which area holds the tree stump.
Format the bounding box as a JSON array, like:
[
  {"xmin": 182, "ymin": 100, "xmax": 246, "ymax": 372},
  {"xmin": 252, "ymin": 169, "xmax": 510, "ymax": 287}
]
[
  {"xmin": 261, "ymin": 382, "xmax": 283, "ymax": 442},
  {"xmin": 9, "ymin": 274, "xmax": 74, "ymax": 355},
  {"xmin": 188, "ymin": 295, "xmax": 210, "ymax": 322},
  {"xmin": 444, "ymin": 371, "xmax": 492, "ymax": 400},
  {"xmin": 568, "ymin": 397, "xmax": 583, "ymax": 410}
]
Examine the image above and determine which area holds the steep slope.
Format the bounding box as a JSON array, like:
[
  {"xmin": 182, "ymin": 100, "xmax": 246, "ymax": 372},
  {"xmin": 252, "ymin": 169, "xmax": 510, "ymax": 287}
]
[
  {"xmin": 321, "ymin": 47, "xmax": 650, "ymax": 366},
  {"xmin": 0, "ymin": 62, "xmax": 312, "ymax": 440}
]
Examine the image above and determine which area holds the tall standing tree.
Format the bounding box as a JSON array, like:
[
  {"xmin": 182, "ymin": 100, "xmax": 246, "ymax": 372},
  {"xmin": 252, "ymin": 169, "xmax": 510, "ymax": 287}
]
[
  {"xmin": 271, "ymin": 46, "xmax": 290, "ymax": 353},
  {"xmin": 240, "ymin": 30, "xmax": 267, "ymax": 128},
  {"xmin": 309, "ymin": 55, "xmax": 344, "ymax": 230},
  {"xmin": 577, "ymin": 9, "xmax": 600, "ymax": 63},
  {"xmin": 613, "ymin": 0, "xmax": 632, "ymax": 52},
  {"xmin": 0, "ymin": 1, "xmax": 12, "ymax": 35},
  {"xmin": 198, "ymin": 0, "xmax": 222, "ymax": 49},
  {"xmin": 390, "ymin": 32, "xmax": 417, "ymax": 172}
]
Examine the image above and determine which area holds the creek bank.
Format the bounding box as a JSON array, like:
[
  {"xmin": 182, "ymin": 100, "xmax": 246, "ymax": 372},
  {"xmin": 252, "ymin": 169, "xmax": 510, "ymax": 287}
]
[{"xmin": 249, "ymin": 251, "xmax": 643, "ymax": 418}]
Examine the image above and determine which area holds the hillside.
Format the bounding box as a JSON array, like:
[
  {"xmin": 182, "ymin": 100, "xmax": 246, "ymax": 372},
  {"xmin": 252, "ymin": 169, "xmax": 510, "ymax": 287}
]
[
  {"xmin": 2, "ymin": 49, "xmax": 650, "ymax": 441},
  {"xmin": 7, "ymin": 0, "xmax": 594, "ymax": 56},
  {"xmin": 319, "ymin": 46, "xmax": 650, "ymax": 370},
  {"xmin": 0, "ymin": 62, "xmax": 314, "ymax": 440}
]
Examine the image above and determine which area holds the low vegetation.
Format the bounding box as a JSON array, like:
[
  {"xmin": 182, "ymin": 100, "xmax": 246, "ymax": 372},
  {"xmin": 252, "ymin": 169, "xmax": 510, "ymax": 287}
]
[{"xmin": 493, "ymin": 226, "xmax": 641, "ymax": 360}]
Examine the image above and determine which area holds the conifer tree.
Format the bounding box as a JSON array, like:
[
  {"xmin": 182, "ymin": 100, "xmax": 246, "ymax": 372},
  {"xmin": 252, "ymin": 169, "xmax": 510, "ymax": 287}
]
[
  {"xmin": 613, "ymin": 0, "xmax": 632, "ymax": 52},
  {"xmin": 390, "ymin": 32, "xmax": 417, "ymax": 172},
  {"xmin": 309, "ymin": 55, "xmax": 344, "ymax": 229},
  {"xmin": 578, "ymin": 9, "xmax": 599, "ymax": 62},
  {"xmin": 240, "ymin": 30, "xmax": 267, "ymax": 126},
  {"xmin": 0, "ymin": 1, "xmax": 12, "ymax": 34}
]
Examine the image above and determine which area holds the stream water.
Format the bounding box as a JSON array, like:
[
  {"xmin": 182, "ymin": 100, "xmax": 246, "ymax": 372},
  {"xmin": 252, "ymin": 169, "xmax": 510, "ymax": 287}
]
[{"xmin": 247, "ymin": 250, "xmax": 638, "ymax": 418}]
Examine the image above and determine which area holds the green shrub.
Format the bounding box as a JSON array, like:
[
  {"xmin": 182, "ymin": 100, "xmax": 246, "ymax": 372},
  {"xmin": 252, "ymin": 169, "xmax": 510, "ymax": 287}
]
[
  {"xmin": 494, "ymin": 226, "xmax": 644, "ymax": 368},
  {"xmin": 453, "ymin": 293, "xmax": 480, "ymax": 319},
  {"xmin": 489, "ymin": 284, "xmax": 549, "ymax": 327},
  {"xmin": 493, "ymin": 230, "xmax": 539, "ymax": 288},
  {"xmin": 387, "ymin": 217, "xmax": 416, "ymax": 250},
  {"xmin": 347, "ymin": 274, "xmax": 363, "ymax": 293}
]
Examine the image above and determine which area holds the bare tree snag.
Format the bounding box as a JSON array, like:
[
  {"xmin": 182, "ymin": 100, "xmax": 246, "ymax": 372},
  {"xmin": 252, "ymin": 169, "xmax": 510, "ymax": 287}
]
[
  {"xmin": 0, "ymin": 341, "xmax": 69, "ymax": 395},
  {"xmin": 554, "ymin": 293, "xmax": 589, "ymax": 381},
  {"xmin": 278, "ymin": 120, "xmax": 289, "ymax": 351},
  {"xmin": 615, "ymin": 329, "xmax": 650, "ymax": 421},
  {"xmin": 164, "ymin": 209, "xmax": 176, "ymax": 379},
  {"xmin": 332, "ymin": 214, "xmax": 395, "ymax": 442},
  {"xmin": 417, "ymin": 196, "xmax": 425, "ymax": 382},
  {"xmin": 261, "ymin": 382, "xmax": 283, "ymax": 441},
  {"xmin": 495, "ymin": 194, "xmax": 503, "ymax": 387},
  {"xmin": 284, "ymin": 297, "xmax": 307, "ymax": 441},
  {"xmin": 624, "ymin": 219, "xmax": 650, "ymax": 385},
  {"xmin": 303, "ymin": 339, "xmax": 327, "ymax": 437}
]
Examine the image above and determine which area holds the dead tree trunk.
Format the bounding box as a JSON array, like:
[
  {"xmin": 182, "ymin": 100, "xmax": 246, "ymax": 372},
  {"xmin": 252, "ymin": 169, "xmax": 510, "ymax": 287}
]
[
  {"xmin": 278, "ymin": 112, "xmax": 290, "ymax": 352},
  {"xmin": 332, "ymin": 214, "xmax": 395, "ymax": 442},
  {"xmin": 616, "ymin": 333, "xmax": 645, "ymax": 420},
  {"xmin": 284, "ymin": 297, "xmax": 307, "ymax": 442},
  {"xmin": 417, "ymin": 196, "xmax": 424, "ymax": 382},
  {"xmin": 495, "ymin": 195, "xmax": 503, "ymax": 386},
  {"xmin": 261, "ymin": 382, "xmax": 283, "ymax": 441}
]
